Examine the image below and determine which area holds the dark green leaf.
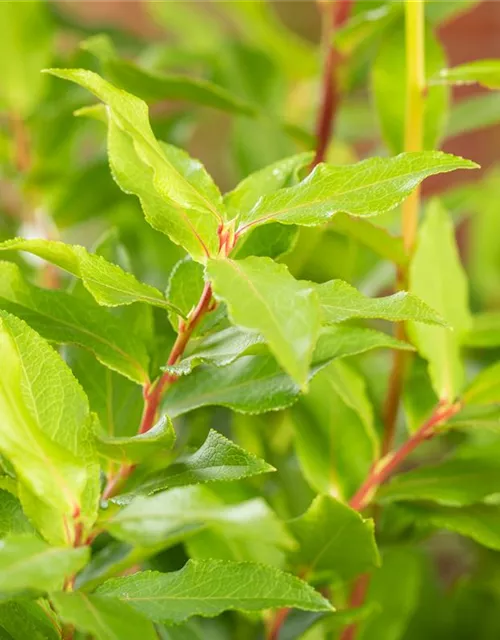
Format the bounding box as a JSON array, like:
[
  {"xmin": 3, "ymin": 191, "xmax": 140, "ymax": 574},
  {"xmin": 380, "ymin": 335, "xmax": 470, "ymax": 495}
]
[
  {"xmin": 0, "ymin": 600, "xmax": 61, "ymax": 640},
  {"xmin": 0, "ymin": 491, "xmax": 32, "ymax": 540}
]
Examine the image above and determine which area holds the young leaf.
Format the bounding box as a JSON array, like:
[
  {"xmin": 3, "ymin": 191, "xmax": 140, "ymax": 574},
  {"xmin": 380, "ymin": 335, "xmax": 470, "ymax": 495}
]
[
  {"xmin": 121, "ymin": 429, "xmax": 273, "ymax": 499},
  {"xmin": 95, "ymin": 560, "xmax": 333, "ymax": 623},
  {"xmin": 97, "ymin": 416, "xmax": 176, "ymax": 464},
  {"xmin": 0, "ymin": 238, "xmax": 178, "ymax": 312},
  {"xmin": 463, "ymin": 362, "xmax": 500, "ymax": 406},
  {"xmin": 83, "ymin": 34, "xmax": 255, "ymax": 116},
  {"xmin": 409, "ymin": 200, "xmax": 472, "ymax": 401},
  {"xmin": 317, "ymin": 280, "xmax": 446, "ymax": 326},
  {"xmin": 207, "ymin": 256, "xmax": 321, "ymax": 387},
  {"xmin": 372, "ymin": 19, "xmax": 449, "ymax": 153},
  {"xmin": 0, "ymin": 261, "xmax": 150, "ymax": 384},
  {"xmin": 51, "ymin": 591, "xmax": 158, "ymax": 640},
  {"xmin": 0, "ymin": 491, "xmax": 33, "ymax": 540},
  {"xmin": 433, "ymin": 60, "xmax": 500, "ymax": 90},
  {"xmin": 45, "ymin": 69, "xmax": 224, "ymax": 262},
  {"xmin": 163, "ymin": 326, "xmax": 412, "ymax": 416},
  {"xmin": 463, "ymin": 312, "xmax": 500, "ymax": 348},
  {"xmin": 0, "ymin": 536, "xmax": 89, "ymax": 597},
  {"xmin": 0, "ymin": 312, "xmax": 95, "ymax": 542},
  {"xmin": 399, "ymin": 503, "xmax": 500, "ymax": 551},
  {"xmin": 377, "ymin": 456, "xmax": 500, "ymax": 506},
  {"xmin": 236, "ymin": 152, "xmax": 477, "ymax": 233},
  {"xmin": 291, "ymin": 361, "xmax": 378, "ymax": 499},
  {"xmin": 289, "ymin": 496, "xmax": 380, "ymax": 581},
  {"xmin": 166, "ymin": 258, "xmax": 205, "ymax": 330},
  {"xmin": 0, "ymin": 1, "xmax": 53, "ymax": 116}
]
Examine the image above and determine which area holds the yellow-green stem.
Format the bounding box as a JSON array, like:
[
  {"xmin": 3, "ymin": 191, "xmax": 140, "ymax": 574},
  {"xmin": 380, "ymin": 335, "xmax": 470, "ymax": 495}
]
[{"xmin": 402, "ymin": 0, "xmax": 425, "ymax": 254}]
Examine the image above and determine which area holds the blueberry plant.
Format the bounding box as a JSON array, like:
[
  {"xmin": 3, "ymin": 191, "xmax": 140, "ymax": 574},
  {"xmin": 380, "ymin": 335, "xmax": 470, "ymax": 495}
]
[{"xmin": 1, "ymin": 0, "xmax": 500, "ymax": 638}]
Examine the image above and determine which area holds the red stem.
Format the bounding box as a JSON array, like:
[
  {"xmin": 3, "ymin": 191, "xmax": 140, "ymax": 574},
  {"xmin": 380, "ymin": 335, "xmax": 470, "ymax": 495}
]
[{"xmin": 311, "ymin": 0, "xmax": 353, "ymax": 168}]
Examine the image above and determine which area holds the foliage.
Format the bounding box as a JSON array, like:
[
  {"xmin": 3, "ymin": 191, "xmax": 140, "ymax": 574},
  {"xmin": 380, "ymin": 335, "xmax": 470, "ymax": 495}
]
[{"xmin": 0, "ymin": 1, "xmax": 498, "ymax": 639}]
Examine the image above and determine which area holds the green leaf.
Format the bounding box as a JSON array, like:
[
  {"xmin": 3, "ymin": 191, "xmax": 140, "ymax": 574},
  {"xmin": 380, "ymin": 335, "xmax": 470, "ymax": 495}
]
[
  {"xmin": 433, "ymin": 59, "xmax": 500, "ymax": 90},
  {"xmin": 224, "ymin": 153, "xmax": 312, "ymax": 221},
  {"xmin": 95, "ymin": 560, "xmax": 333, "ymax": 623},
  {"xmin": 51, "ymin": 591, "xmax": 158, "ymax": 640},
  {"xmin": 0, "ymin": 238, "xmax": 177, "ymax": 312},
  {"xmin": 426, "ymin": 0, "xmax": 479, "ymax": 24},
  {"xmin": 463, "ymin": 312, "xmax": 500, "ymax": 348},
  {"xmin": 317, "ymin": 279, "xmax": 446, "ymax": 326},
  {"xmin": 291, "ymin": 360, "xmax": 378, "ymax": 499},
  {"xmin": 0, "ymin": 601, "xmax": 61, "ymax": 640},
  {"xmin": 236, "ymin": 152, "xmax": 477, "ymax": 233},
  {"xmin": 329, "ymin": 212, "xmax": 407, "ymax": 266},
  {"xmin": 399, "ymin": 503, "xmax": 500, "ymax": 551},
  {"xmin": 464, "ymin": 362, "xmax": 500, "ymax": 406},
  {"xmin": 121, "ymin": 429, "xmax": 273, "ymax": 499},
  {"xmin": 0, "ymin": 312, "xmax": 98, "ymax": 544},
  {"xmin": 372, "ymin": 19, "xmax": 449, "ymax": 154},
  {"xmin": 45, "ymin": 69, "xmax": 223, "ymax": 262},
  {"xmin": 163, "ymin": 325, "xmax": 412, "ymax": 416},
  {"xmin": 0, "ymin": 491, "xmax": 33, "ymax": 540},
  {"xmin": 447, "ymin": 93, "xmax": 500, "ymax": 138},
  {"xmin": 0, "ymin": 536, "xmax": 89, "ymax": 597},
  {"xmin": 377, "ymin": 456, "xmax": 500, "ymax": 506},
  {"xmin": 166, "ymin": 259, "xmax": 205, "ymax": 331},
  {"xmin": 0, "ymin": 261, "xmax": 150, "ymax": 384},
  {"xmin": 0, "ymin": 1, "xmax": 53, "ymax": 116},
  {"xmin": 289, "ymin": 496, "xmax": 379, "ymax": 581},
  {"xmin": 356, "ymin": 548, "xmax": 423, "ymax": 640},
  {"xmin": 83, "ymin": 34, "xmax": 255, "ymax": 116},
  {"xmin": 409, "ymin": 200, "xmax": 472, "ymax": 401},
  {"xmin": 334, "ymin": 3, "xmax": 402, "ymax": 56},
  {"xmin": 97, "ymin": 416, "xmax": 175, "ymax": 464},
  {"xmin": 207, "ymin": 256, "xmax": 320, "ymax": 387},
  {"xmin": 232, "ymin": 223, "xmax": 299, "ymax": 261}
]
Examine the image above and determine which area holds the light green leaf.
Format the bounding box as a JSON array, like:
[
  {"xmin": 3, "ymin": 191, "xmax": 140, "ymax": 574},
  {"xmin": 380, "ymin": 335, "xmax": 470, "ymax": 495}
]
[
  {"xmin": 95, "ymin": 560, "xmax": 333, "ymax": 623},
  {"xmin": 83, "ymin": 34, "xmax": 255, "ymax": 116},
  {"xmin": 51, "ymin": 591, "xmax": 158, "ymax": 640},
  {"xmin": 120, "ymin": 429, "xmax": 273, "ymax": 500},
  {"xmin": 464, "ymin": 362, "xmax": 500, "ymax": 406},
  {"xmin": 372, "ymin": 19, "xmax": 449, "ymax": 154},
  {"xmin": 236, "ymin": 152, "xmax": 477, "ymax": 233},
  {"xmin": 0, "ymin": 601, "xmax": 61, "ymax": 640},
  {"xmin": 163, "ymin": 325, "xmax": 412, "ymax": 416},
  {"xmin": 409, "ymin": 200, "xmax": 472, "ymax": 401},
  {"xmin": 0, "ymin": 238, "xmax": 177, "ymax": 312},
  {"xmin": 289, "ymin": 496, "xmax": 379, "ymax": 581},
  {"xmin": 317, "ymin": 279, "xmax": 446, "ymax": 326},
  {"xmin": 0, "ymin": 491, "xmax": 33, "ymax": 540},
  {"xmin": 291, "ymin": 361, "xmax": 378, "ymax": 499},
  {"xmin": 447, "ymin": 93, "xmax": 500, "ymax": 138},
  {"xmin": 0, "ymin": 312, "xmax": 98, "ymax": 544},
  {"xmin": 463, "ymin": 312, "xmax": 500, "ymax": 348},
  {"xmin": 334, "ymin": 3, "xmax": 402, "ymax": 56},
  {"xmin": 0, "ymin": 536, "xmax": 89, "ymax": 597},
  {"xmin": 433, "ymin": 59, "xmax": 500, "ymax": 90},
  {"xmin": 377, "ymin": 456, "xmax": 500, "ymax": 506},
  {"xmin": 426, "ymin": 0, "xmax": 479, "ymax": 24},
  {"xmin": 207, "ymin": 256, "xmax": 320, "ymax": 387},
  {"xmin": 166, "ymin": 259, "xmax": 205, "ymax": 331},
  {"xmin": 97, "ymin": 416, "xmax": 175, "ymax": 464},
  {"xmin": 0, "ymin": 0, "xmax": 53, "ymax": 116},
  {"xmin": 399, "ymin": 502, "xmax": 500, "ymax": 551},
  {"xmin": 224, "ymin": 153, "xmax": 312, "ymax": 221},
  {"xmin": 0, "ymin": 261, "xmax": 150, "ymax": 384},
  {"xmin": 45, "ymin": 69, "xmax": 224, "ymax": 262},
  {"xmin": 232, "ymin": 223, "xmax": 299, "ymax": 261},
  {"xmin": 329, "ymin": 212, "xmax": 407, "ymax": 266}
]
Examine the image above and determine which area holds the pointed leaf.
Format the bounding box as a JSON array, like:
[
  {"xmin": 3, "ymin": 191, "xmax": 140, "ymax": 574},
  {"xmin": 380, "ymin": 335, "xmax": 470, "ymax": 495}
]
[
  {"xmin": 409, "ymin": 200, "xmax": 471, "ymax": 400},
  {"xmin": 45, "ymin": 69, "xmax": 224, "ymax": 262},
  {"xmin": 51, "ymin": 591, "xmax": 157, "ymax": 640},
  {"xmin": 0, "ymin": 536, "xmax": 89, "ymax": 597},
  {"xmin": 464, "ymin": 362, "xmax": 500, "ymax": 406},
  {"xmin": 0, "ymin": 238, "xmax": 178, "ymax": 312},
  {"xmin": 289, "ymin": 496, "xmax": 379, "ymax": 581},
  {"xmin": 95, "ymin": 560, "xmax": 333, "ymax": 623},
  {"xmin": 317, "ymin": 280, "xmax": 446, "ymax": 325},
  {"xmin": 163, "ymin": 326, "xmax": 412, "ymax": 416},
  {"xmin": 207, "ymin": 256, "xmax": 320, "ymax": 387},
  {"xmin": 97, "ymin": 416, "xmax": 175, "ymax": 464},
  {"xmin": 119, "ymin": 429, "xmax": 273, "ymax": 500},
  {"xmin": 236, "ymin": 152, "xmax": 477, "ymax": 233},
  {"xmin": 0, "ymin": 261, "xmax": 150, "ymax": 384},
  {"xmin": 433, "ymin": 60, "xmax": 500, "ymax": 90}
]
